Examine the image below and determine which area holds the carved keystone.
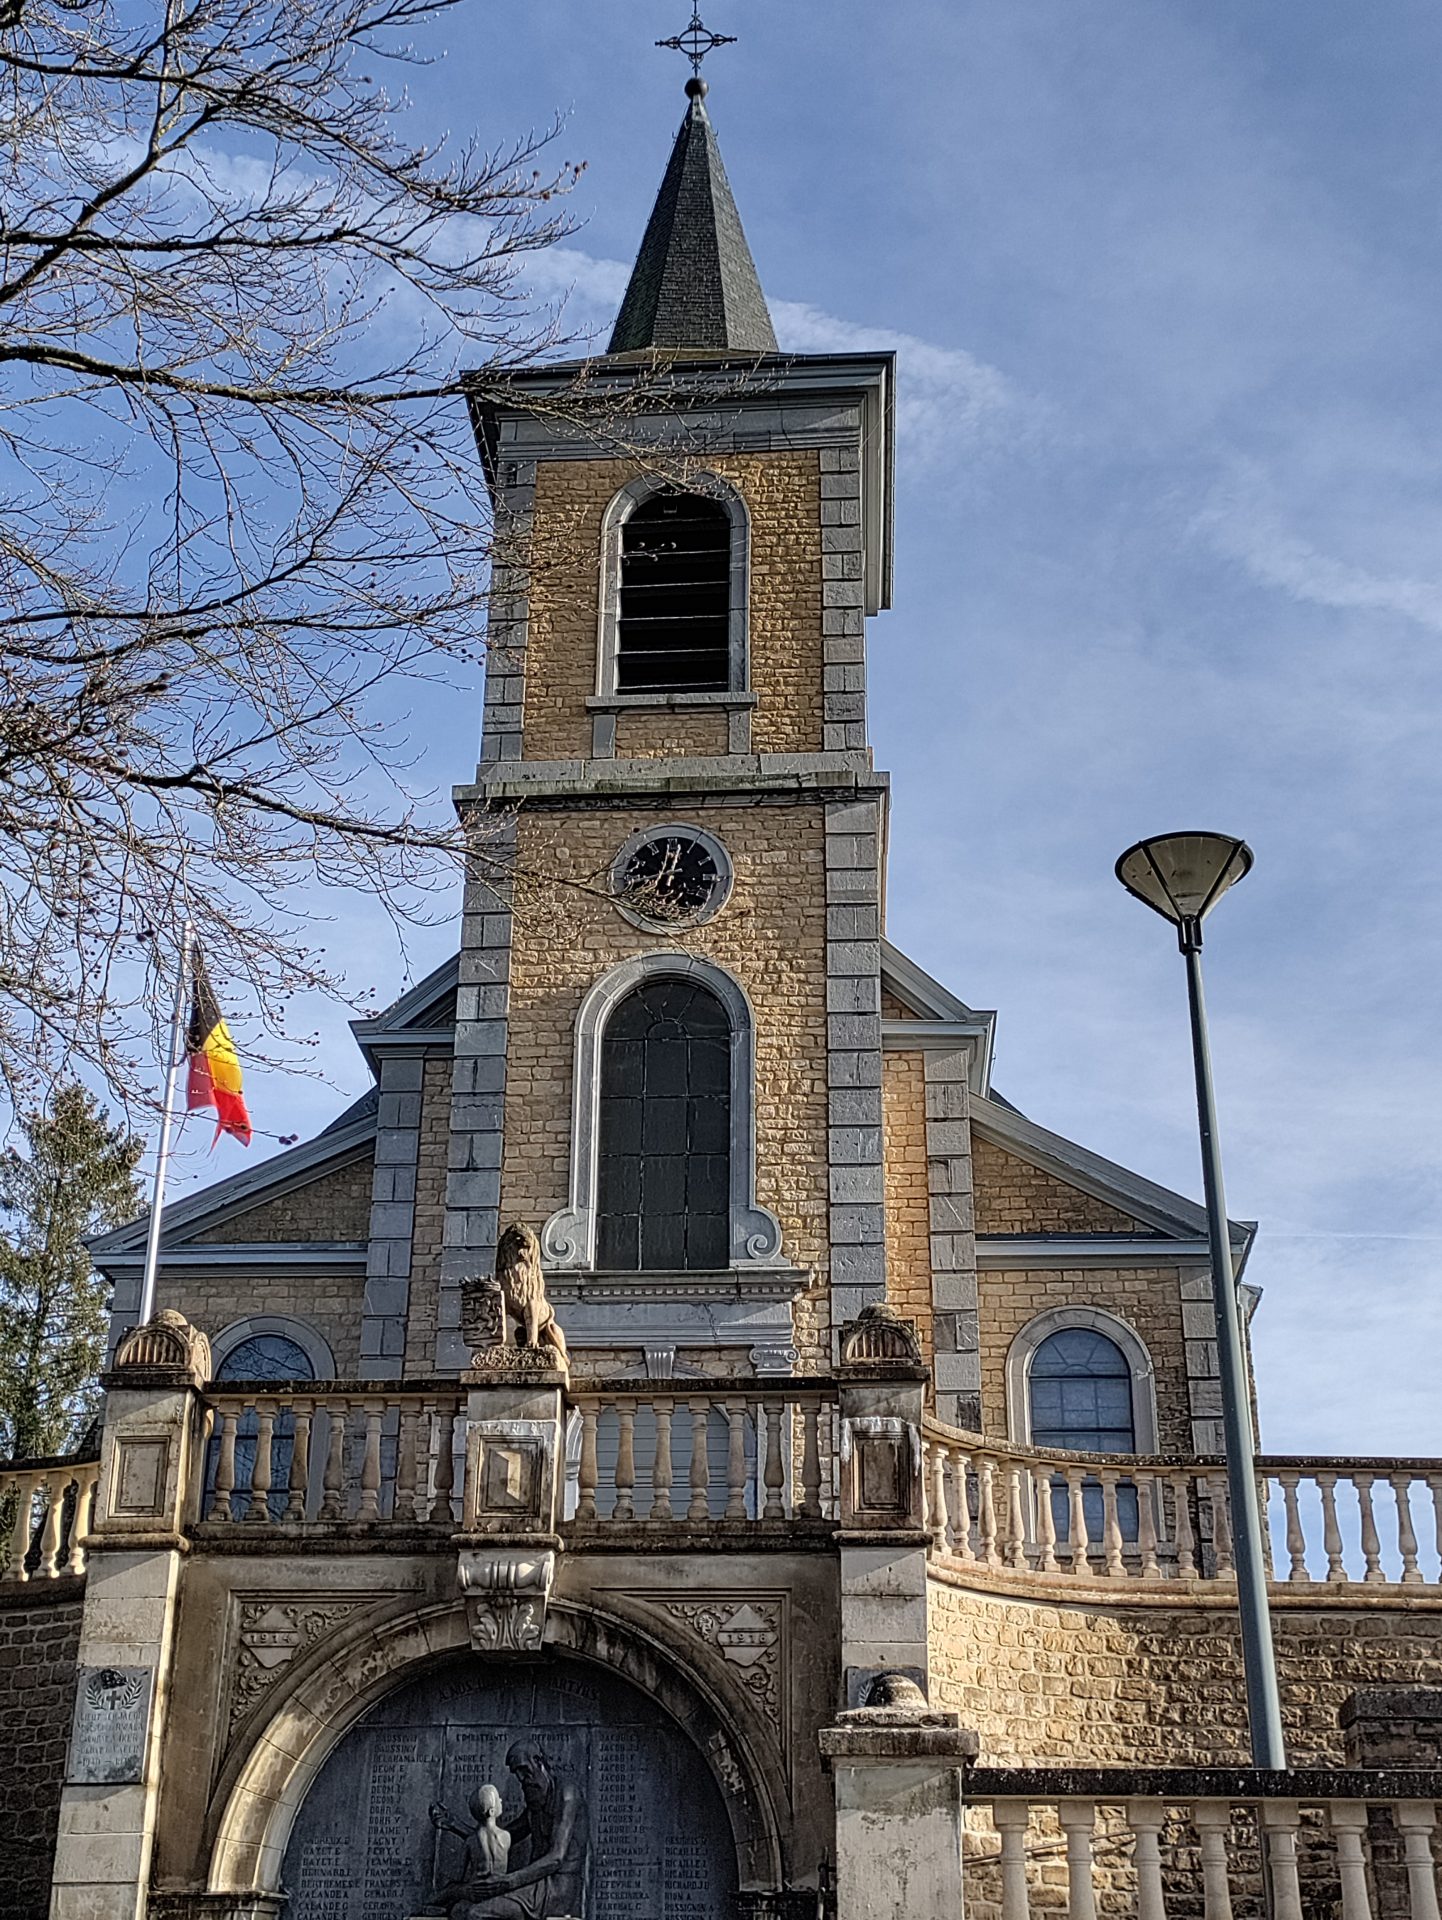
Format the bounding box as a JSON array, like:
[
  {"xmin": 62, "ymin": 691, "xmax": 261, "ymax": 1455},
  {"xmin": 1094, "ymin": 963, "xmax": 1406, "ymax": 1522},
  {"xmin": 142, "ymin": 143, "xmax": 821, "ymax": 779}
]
[{"xmin": 457, "ymin": 1547, "xmax": 556, "ymax": 1656}]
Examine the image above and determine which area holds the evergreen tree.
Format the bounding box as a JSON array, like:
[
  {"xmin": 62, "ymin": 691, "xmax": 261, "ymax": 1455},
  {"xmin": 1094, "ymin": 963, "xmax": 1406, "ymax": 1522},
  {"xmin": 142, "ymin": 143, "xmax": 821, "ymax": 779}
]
[{"xmin": 0, "ymin": 1086, "xmax": 143, "ymax": 1460}]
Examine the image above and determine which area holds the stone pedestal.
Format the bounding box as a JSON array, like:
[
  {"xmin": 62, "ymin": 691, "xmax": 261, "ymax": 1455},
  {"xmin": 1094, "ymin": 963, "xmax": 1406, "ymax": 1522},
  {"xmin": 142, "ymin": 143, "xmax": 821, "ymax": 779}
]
[
  {"xmin": 819, "ymin": 1712, "xmax": 977, "ymax": 1920},
  {"xmin": 453, "ymin": 1352, "xmax": 566, "ymax": 1655},
  {"xmin": 49, "ymin": 1311, "xmax": 209, "ymax": 1920}
]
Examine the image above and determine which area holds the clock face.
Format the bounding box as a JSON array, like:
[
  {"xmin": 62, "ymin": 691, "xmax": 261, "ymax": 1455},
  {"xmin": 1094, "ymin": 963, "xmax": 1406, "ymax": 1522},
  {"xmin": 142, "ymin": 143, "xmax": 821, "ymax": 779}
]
[{"xmin": 617, "ymin": 832, "xmax": 726, "ymax": 928}]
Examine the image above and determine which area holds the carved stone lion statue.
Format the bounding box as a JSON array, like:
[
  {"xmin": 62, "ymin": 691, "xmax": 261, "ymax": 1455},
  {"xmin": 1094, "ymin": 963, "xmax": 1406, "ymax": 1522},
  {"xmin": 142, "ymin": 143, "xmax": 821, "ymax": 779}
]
[{"xmin": 494, "ymin": 1222, "xmax": 568, "ymax": 1365}]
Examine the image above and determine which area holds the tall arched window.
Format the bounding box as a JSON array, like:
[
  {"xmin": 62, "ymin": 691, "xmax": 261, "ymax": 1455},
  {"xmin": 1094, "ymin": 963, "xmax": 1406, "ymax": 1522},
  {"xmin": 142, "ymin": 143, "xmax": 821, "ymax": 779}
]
[
  {"xmin": 596, "ymin": 978, "xmax": 731, "ymax": 1271},
  {"xmin": 617, "ymin": 491, "xmax": 731, "ymax": 692}
]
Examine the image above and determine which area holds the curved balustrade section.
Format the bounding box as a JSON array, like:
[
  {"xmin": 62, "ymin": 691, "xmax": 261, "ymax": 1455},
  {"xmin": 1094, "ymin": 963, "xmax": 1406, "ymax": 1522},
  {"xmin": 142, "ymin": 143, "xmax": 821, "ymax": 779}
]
[
  {"xmin": 924, "ymin": 1418, "xmax": 1442, "ymax": 1591},
  {"xmin": 963, "ymin": 1771, "xmax": 1442, "ymax": 1920},
  {"xmin": 0, "ymin": 1455, "xmax": 100, "ymax": 1583}
]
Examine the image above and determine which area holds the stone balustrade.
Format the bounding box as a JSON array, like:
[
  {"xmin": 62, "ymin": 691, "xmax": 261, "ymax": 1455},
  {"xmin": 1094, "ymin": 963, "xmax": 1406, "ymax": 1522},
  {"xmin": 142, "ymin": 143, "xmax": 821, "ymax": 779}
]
[
  {"xmin": 924, "ymin": 1419, "xmax": 1442, "ymax": 1590},
  {"xmin": 961, "ymin": 1768, "xmax": 1442, "ymax": 1920},
  {"xmin": 0, "ymin": 1455, "xmax": 99, "ymax": 1582},
  {"xmin": 565, "ymin": 1380, "xmax": 838, "ymax": 1528},
  {"xmin": 200, "ymin": 1384, "xmax": 466, "ymax": 1526}
]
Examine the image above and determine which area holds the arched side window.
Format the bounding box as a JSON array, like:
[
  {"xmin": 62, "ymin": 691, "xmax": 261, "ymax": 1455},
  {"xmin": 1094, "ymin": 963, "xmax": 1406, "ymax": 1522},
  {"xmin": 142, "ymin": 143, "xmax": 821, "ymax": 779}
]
[
  {"xmin": 596, "ymin": 476, "xmax": 750, "ymax": 701},
  {"xmin": 1006, "ymin": 1307, "xmax": 1158, "ymax": 1550},
  {"xmin": 1005, "ymin": 1306, "xmax": 1157, "ymax": 1452},
  {"xmin": 543, "ymin": 953, "xmax": 783, "ymax": 1274},
  {"xmin": 596, "ymin": 978, "xmax": 731, "ymax": 1272},
  {"xmin": 207, "ymin": 1319, "xmax": 331, "ymax": 1523}
]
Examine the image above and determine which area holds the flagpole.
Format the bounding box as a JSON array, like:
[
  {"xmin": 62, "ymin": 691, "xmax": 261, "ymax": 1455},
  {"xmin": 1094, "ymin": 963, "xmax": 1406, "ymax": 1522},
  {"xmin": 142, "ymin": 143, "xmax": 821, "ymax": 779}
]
[{"xmin": 136, "ymin": 919, "xmax": 193, "ymax": 1329}]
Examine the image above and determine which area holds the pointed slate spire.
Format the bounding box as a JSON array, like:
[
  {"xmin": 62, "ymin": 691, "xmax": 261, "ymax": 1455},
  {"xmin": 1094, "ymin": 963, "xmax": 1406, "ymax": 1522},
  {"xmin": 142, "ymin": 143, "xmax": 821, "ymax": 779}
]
[{"xmin": 608, "ymin": 78, "xmax": 778, "ymax": 356}]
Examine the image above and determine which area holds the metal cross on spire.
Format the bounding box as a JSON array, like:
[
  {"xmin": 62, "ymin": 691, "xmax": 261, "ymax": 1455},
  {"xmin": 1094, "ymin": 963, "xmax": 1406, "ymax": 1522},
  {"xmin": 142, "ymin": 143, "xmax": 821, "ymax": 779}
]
[{"xmin": 656, "ymin": 7, "xmax": 737, "ymax": 78}]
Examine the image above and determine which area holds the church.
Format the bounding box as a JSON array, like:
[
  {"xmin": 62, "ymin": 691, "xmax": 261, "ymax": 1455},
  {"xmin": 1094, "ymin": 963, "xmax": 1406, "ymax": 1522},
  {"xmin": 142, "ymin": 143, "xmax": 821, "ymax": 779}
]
[{"xmin": 7, "ymin": 58, "xmax": 1442, "ymax": 1920}]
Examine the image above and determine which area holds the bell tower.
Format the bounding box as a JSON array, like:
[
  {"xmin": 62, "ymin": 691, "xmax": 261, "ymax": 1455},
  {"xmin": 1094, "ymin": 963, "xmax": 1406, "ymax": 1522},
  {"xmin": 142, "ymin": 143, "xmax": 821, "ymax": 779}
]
[{"xmin": 437, "ymin": 70, "xmax": 896, "ymax": 1380}]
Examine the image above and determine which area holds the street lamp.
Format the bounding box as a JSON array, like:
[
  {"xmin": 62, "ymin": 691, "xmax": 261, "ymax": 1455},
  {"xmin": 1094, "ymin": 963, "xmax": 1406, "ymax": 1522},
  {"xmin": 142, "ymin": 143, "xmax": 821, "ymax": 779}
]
[{"xmin": 1115, "ymin": 831, "xmax": 1286, "ymax": 1769}]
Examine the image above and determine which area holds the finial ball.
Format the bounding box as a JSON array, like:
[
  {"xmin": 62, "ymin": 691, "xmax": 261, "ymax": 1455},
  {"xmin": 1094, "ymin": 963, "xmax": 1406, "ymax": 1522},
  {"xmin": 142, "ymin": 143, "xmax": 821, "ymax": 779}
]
[{"xmin": 685, "ymin": 75, "xmax": 709, "ymax": 99}]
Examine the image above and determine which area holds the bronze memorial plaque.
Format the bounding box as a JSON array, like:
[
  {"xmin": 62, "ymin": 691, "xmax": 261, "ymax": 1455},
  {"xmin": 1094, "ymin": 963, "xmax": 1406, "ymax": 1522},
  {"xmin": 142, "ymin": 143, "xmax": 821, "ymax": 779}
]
[{"xmin": 282, "ymin": 1654, "xmax": 738, "ymax": 1920}]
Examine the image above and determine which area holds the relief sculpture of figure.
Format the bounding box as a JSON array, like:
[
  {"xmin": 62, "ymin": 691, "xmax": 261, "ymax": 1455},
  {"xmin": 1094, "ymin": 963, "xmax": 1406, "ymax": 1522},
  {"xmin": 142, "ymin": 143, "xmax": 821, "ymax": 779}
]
[
  {"xmin": 430, "ymin": 1784, "xmax": 511, "ymax": 1911},
  {"xmin": 432, "ymin": 1739, "xmax": 587, "ymax": 1920}
]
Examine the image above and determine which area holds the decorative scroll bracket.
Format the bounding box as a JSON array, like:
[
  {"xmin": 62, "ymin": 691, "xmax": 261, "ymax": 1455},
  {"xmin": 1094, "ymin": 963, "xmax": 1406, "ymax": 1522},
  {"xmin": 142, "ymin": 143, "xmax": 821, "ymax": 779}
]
[{"xmin": 456, "ymin": 1547, "xmax": 556, "ymax": 1657}]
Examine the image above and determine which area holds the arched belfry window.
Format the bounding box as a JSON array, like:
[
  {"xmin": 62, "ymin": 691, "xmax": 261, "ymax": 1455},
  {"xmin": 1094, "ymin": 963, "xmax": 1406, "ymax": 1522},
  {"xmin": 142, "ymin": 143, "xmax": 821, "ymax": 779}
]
[
  {"xmin": 617, "ymin": 492, "xmax": 731, "ymax": 692},
  {"xmin": 596, "ymin": 476, "xmax": 750, "ymax": 711},
  {"xmin": 596, "ymin": 978, "xmax": 731, "ymax": 1271}
]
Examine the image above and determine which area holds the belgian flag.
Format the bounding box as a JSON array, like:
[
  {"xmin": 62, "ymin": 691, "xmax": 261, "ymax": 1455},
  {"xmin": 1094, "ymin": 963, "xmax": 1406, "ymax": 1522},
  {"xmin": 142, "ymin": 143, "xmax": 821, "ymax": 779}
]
[{"xmin": 186, "ymin": 949, "xmax": 252, "ymax": 1147}]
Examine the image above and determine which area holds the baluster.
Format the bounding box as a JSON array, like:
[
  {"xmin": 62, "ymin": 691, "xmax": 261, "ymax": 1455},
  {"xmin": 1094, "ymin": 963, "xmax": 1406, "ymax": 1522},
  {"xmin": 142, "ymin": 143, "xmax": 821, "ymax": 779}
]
[
  {"xmin": 1356, "ymin": 1474, "xmax": 1384, "ymax": 1584},
  {"xmin": 319, "ymin": 1402, "xmax": 348, "ymax": 1521},
  {"xmin": 800, "ymin": 1403, "xmax": 822, "ymax": 1520},
  {"xmin": 1192, "ymin": 1803, "xmax": 1234, "ymax": 1920},
  {"xmin": 35, "ymin": 1475, "xmax": 63, "ymax": 1578},
  {"xmin": 1033, "ymin": 1468, "xmax": 1059, "ymax": 1574},
  {"xmin": 1278, "ymin": 1472, "xmax": 1308, "ymax": 1582},
  {"xmin": 762, "ymin": 1402, "xmax": 786, "ymax": 1520},
  {"xmin": 978, "ymin": 1457, "xmax": 1001, "ymax": 1567},
  {"xmin": 1066, "ymin": 1467, "xmax": 1089, "ymax": 1574},
  {"xmin": 430, "ymin": 1400, "xmax": 457, "ymax": 1524},
  {"xmin": 356, "ymin": 1399, "xmax": 384, "ymax": 1522},
  {"xmin": 1394, "ymin": 1475, "xmax": 1423, "ymax": 1587},
  {"xmin": 247, "ymin": 1401, "xmax": 276, "ymax": 1521},
  {"xmin": 1260, "ymin": 1801, "xmax": 1304, "ymax": 1920},
  {"xmin": 649, "ymin": 1399, "xmax": 674, "ymax": 1522},
  {"xmin": 1128, "ymin": 1800, "xmax": 1168, "ymax": 1920},
  {"xmin": 67, "ymin": 1470, "xmax": 97, "ymax": 1577},
  {"xmin": 1005, "ymin": 1463, "xmax": 1027, "ymax": 1569},
  {"xmin": 210, "ymin": 1409, "xmax": 239, "ymax": 1522},
  {"xmin": 1172, "ymin": 1471, "xmax": 1197, "ymax": 1578},
  {"xmin": 285, "ymin": 1401, "xmax": 313, "ymax": 1522},
  {"xmin": 689, "ymin": 1401, "xmax": 713, "ymax": 1522},
  {"xmin": 1210, "ymin": 1474, "xmax": 1235, "ymax": 1578},
  {"xmin": 928, "ymin": 1443, "xmax": 948, "ymax": 1541},
  {"xmin": 992, "ymin": 1802, "xmax": 1032, "ymax": 1920},
  {"xmin": 951, "ymin": 1451, "xmax": 975, "ymax": 1562},
  {"xmin": 1317, "ymin": 1471, "xmax": 1347, "ymax": 1583},
  {"xmin": 1428, "ymin": 1476, "xmax": 1442, "ymax": 1584},
  {"xmin": 576, "ymin": 1405, "xmax": 599, "ymax": 1523},
  {"xmin": 1099, "ymin": 1470, "xmax": 1124, "ymax": 1578},
  {"xmin": 613, "ymin": 1404, "xmax": 636, "ymax": 1522},
  {"xmin": 1057, "ymin": 1800, "xmax": 1098, "ymax": 1920},
  {"xmin": 393, "ymin": 1404, "xmax": 418, "ymax": 1524},
  {"xmin": 1331, "ymin": 1802, "xmax": 1374, "ymax": 1920},
  {"xmin": 1394, "ymin": 1804, "xmax": 1441, "ymax": 1920},
  {"xmin": 724, "ymin": 1399, "xmax": 748, "ymax": 1520},
  {"xmin": 4, "ymin": 1475, "xmax": 34, "ymax": 1581},
  {"xmin": 1136, "ymin": 1470, "xmax": 1161, "ymax": 1581}
]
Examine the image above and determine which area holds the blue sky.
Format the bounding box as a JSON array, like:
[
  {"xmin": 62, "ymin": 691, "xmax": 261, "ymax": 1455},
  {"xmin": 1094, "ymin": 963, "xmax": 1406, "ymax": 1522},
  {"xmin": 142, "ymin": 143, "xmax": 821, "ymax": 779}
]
[{"xmin": 164, "ymin": 2, "xmax": 1442, "ymax": 1454}]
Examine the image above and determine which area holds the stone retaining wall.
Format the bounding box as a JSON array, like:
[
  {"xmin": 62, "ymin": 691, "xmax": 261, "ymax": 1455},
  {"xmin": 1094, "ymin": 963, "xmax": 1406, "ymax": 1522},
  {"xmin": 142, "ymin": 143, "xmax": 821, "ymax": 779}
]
[{"xmin": 0, "ymin": 1580, "xmax": 83, "ymax": 1920}]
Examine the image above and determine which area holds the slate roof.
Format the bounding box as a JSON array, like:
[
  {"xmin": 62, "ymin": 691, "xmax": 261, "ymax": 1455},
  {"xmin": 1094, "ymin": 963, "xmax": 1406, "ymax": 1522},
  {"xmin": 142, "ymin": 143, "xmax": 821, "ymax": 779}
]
[{"xmin": 608, "ymin": 81, "xmax": 778, "ymax": 355}]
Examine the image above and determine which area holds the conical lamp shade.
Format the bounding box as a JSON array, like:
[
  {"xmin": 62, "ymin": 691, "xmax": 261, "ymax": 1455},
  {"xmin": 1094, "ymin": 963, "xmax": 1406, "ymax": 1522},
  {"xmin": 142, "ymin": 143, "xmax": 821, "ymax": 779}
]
[{"xmin": 1115, "ymin": 832, "xmax": 1253, "ymax": 925}]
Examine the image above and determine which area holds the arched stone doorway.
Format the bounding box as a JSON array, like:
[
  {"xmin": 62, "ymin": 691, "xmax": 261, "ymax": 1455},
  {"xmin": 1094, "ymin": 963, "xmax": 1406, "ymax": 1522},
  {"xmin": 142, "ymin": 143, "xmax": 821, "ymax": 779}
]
[{"xmin": 280, "ymin": 1648, "xmax": 740, "ymax": 1919}]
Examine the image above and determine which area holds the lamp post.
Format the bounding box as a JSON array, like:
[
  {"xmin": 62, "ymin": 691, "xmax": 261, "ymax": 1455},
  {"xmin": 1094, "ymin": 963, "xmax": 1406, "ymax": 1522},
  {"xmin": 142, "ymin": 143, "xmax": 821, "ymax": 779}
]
[{"xmin": 1115, "ymin": 831, "xmax": 1286, "ymax": 1769}]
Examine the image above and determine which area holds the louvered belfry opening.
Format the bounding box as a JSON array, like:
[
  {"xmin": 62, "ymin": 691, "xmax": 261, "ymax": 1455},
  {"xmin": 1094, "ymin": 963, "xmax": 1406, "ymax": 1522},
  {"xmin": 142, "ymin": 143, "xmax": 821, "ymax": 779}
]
[
  {"xmin": 596, "ymin": 978, "xmax": 731, "ymax": 1271},
  {"xmin": 617, "ymin": 490, "xmax": 731, "ymax": 692}
]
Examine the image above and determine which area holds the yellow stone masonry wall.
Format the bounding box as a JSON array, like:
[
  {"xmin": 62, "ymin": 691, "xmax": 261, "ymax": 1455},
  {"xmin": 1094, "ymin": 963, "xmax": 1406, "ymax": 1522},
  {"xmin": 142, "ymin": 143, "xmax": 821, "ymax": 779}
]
[
  {"xmin": 192, "ymin": 1156, "xmax": 374, "ymax": 1244},
  {"xmin": 978, "ymin": 1265, "xmax": 1192, "ymax": 1450},
  {"xmin": 613, "ymin": 709, "xmax": 730, "ymax": 759},
  {"xmin": 881, "ymin": 990, "xmax": 917, "ymax": 1020},
  {"xmin": 928, "ymin": 1578, "xmax": 1442, "ymax": 1766},
  {"xmin": 403, "ymin": 1054, "xmax": 454, "ymax": 1374},
  {"xmin": 973, "ymin": 1136, "xmax": 1142, "ymax": 1233},
  {"xmin": 882, "ymin": 1050, "xmax": 933, "ymax": 1357},
  {"xmin": 155, "ymin": 1265, "xmax": 368, "ymax": 1377},
  {"xmin": 501, "ymin": 803, "xmax": 832, "ymax": 1367},
  {"xmin": 521, "ymin": 454, "xmax": 825, "ymax": 762}
]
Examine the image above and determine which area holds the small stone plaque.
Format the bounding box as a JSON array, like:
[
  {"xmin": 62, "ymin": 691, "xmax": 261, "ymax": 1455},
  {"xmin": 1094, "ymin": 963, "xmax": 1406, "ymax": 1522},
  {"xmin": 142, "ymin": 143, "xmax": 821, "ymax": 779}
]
[{"xmin": 68, "ymin": 1665, "xmax": 153, "ymax": 1783}]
